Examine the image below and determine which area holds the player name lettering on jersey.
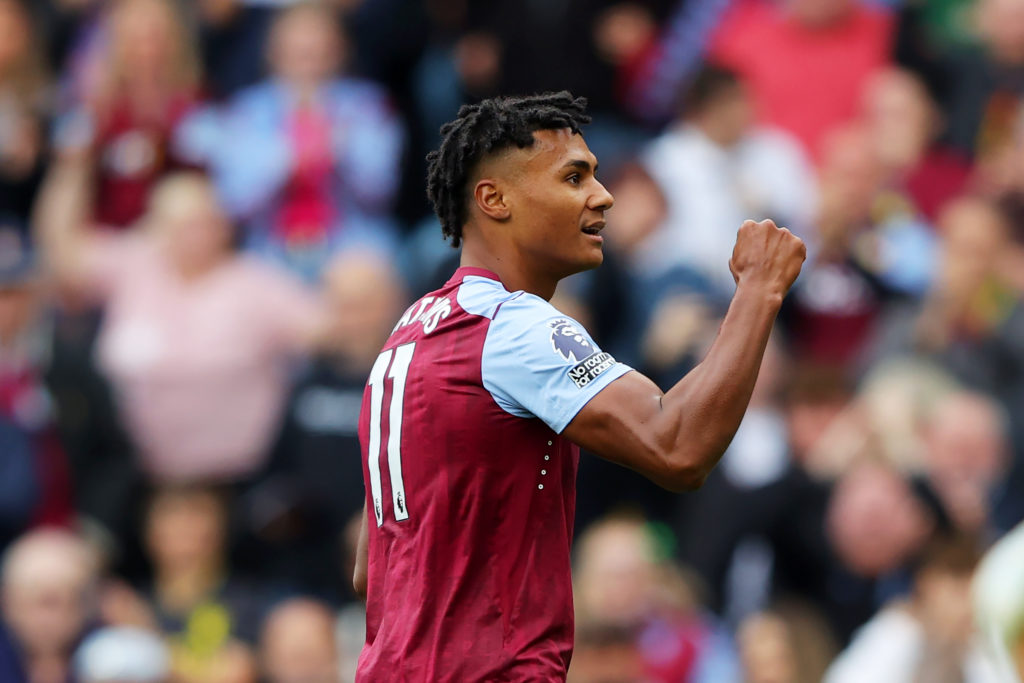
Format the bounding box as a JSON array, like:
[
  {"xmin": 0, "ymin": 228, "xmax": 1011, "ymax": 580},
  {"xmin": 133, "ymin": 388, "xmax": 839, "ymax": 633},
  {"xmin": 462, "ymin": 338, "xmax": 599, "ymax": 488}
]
[
  {"xmin": 393, "ymin": 296, "xmax": 453, "ymax": 335},
  {"xmin": 568, "ymin": 351, "xmax": 615, "ymax": 388}
]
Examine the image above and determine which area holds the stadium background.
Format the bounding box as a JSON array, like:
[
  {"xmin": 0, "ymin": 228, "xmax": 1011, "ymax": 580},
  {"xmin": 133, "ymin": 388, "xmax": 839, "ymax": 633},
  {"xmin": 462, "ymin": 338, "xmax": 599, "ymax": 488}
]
[{"xmin": 0, "ymin": 0, "xmax": 1023, "ymax": 680}]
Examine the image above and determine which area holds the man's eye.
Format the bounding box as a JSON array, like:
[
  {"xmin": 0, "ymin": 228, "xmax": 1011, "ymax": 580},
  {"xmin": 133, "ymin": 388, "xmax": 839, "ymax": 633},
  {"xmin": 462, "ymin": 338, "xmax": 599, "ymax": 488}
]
[{"xmin": 567, "ymin": 174, "xmax": 580, "ymax": 185}]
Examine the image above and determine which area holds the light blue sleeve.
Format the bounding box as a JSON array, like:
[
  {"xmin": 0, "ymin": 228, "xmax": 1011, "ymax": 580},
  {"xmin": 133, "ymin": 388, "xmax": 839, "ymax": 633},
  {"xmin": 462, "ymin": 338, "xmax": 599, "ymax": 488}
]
[{"xmin": 480, "ymin": 292, "xmax": 632, "ymax": 433}]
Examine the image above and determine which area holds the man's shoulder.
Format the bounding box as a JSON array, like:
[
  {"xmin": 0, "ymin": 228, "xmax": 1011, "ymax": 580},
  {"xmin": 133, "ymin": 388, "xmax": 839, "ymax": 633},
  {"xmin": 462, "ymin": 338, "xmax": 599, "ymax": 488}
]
[
  {"xmin": 429, "ymin": 272, "xmax": 563, "ymax": 328},
  {"xmin": 385, "ymin": 273, "xmax": 517, "ymax": 341}
]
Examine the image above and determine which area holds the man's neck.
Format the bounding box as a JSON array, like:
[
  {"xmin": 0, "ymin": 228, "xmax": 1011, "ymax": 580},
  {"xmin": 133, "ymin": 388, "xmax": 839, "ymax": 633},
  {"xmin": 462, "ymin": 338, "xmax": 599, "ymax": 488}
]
[{"xmin": 459, "ymin": 239, "xmax": 559, "ymax": 300}]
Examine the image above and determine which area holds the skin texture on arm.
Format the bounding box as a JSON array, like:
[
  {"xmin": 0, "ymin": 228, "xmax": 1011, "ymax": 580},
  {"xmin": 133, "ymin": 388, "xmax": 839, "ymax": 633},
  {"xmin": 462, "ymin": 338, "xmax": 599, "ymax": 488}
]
[{"xmin": 563, "ymin": 219, "xmax": 805, "ymax": 491}]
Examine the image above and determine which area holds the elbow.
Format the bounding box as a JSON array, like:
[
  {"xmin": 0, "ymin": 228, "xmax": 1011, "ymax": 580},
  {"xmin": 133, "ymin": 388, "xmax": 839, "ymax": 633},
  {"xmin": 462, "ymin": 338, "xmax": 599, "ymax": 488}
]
[
  {"xmin": 353, "ymin": 565, "xmax": 368, "ymax": 601},
  {"xmin": 657, "ymin": 448, "xmax": 721, "ymax": 492},
  {"xmin": 661, "ymin": 467, "xmax": 709, "ymax": 493}
]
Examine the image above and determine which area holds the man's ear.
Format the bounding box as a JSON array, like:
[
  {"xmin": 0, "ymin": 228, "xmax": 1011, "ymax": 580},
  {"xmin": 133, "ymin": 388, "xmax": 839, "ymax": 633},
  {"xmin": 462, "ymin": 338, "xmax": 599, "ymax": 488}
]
[{"xmin": 473, "ymin": 179, "xmax": 511, "ymax": 222}]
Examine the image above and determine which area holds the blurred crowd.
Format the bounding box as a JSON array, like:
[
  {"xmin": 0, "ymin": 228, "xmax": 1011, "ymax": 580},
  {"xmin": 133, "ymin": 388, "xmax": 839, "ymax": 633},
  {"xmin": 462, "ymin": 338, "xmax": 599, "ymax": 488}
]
[{"xmin": 1, "ymin": 0, "xmax": 1024, "ymax": 681}]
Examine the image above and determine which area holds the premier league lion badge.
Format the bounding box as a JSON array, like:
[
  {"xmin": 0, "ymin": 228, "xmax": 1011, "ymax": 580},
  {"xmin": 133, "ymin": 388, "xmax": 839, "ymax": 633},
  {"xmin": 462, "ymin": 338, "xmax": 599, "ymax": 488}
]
[{"xmin": 549, "ymin": 319, "xmax": 596, "ymax": 363}]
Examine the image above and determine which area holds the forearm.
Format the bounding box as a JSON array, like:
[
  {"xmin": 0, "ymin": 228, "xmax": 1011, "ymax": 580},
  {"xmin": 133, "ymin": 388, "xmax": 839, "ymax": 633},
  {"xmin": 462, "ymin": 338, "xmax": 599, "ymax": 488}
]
[
  {"xmin": 656, "ymin": 283, "xmax": 781, "ymax": 483},
  {"xmin": 564, "ymin": 219, "xmax": 803, "ymax": 491},
  {"xmin": 33, "ymin": 158, "xmax": 92, "ymax": 282}
]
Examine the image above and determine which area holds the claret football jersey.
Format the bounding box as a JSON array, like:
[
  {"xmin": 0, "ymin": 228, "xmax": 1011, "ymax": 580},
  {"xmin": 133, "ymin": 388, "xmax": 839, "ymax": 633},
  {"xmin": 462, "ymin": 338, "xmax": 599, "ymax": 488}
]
[{"xmin": 356, "ymin": 266, "xmax": 631, "ymax": 682}]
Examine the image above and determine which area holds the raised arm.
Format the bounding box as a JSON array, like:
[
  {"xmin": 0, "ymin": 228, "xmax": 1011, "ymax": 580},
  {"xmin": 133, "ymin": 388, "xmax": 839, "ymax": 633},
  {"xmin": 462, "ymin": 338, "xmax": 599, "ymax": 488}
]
[
  {"xmin": 563, "ymin": 219, "xmax": 805, "ymax": 491},
  {"xmin": 33, "ymin": 157, "xmax": 95, "ymax": 290}
]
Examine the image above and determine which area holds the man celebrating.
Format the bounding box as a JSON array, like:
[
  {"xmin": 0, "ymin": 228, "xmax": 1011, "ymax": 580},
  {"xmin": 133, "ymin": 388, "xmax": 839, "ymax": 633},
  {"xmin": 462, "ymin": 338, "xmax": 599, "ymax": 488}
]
[{"xmin": 355, "ymin": 92, "xmax": 805, "ymax": 681}]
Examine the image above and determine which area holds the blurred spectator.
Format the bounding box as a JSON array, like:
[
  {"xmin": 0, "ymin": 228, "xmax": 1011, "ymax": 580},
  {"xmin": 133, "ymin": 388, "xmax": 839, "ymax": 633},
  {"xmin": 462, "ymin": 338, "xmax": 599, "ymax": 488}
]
[
  {"xmin": 573, "ymin": 514, "xmax": 741, "ymax": 683},
  {"xmin": 0, "ymin": 226, "xmax": 73, "ymax": 547},
  {"xmin": 973, "ymin": 519, "xmax": 1024, "ymax": 679},
  {"xmin": 869, "ymin": 195, "xmax": 1024, "ymax": 527},
  {"xmin": 824, "ymin": 533, "xmax": 1001, "ymax": 682},
  {"xmin": 0, "ymin": 0, "xmax": 51, "ymax": 224},
  {"xmin": 141, "ymin": 485, "xmax": 260, "ymax": 683},
  {"xmin": 675, "ymin": 351, "xmax": 836, "ymax": 625},
  {"xmin": 922, "ymin": 391, "xmax": 1009, "ymax": 537},
  {"xmin": 784, "ymin": 364, "xmax": 856, "ymax": 476},
  {"xmin": 708, "ymin": 0, "xmax": 894, "ymax": 161},
  {"xmin": 180, "ymin": 1, "xmax": 404, "ymax": 282},
  {"xmin": 260, "ymin": 598, "xmax": 339, "ymax": 683},
  {"xmin": 73, "ymin": 626, "xmax": 170, "ymax": 683},
  {"xmin": 640, "ymin": 63, "xmax": 816, "ymax": 301},
  {"xmin": 945, "ymin": 0, "xmax": 1024, "ymax": 160},
  {"xmin": 0, "ymin": 528, "xmax": 99, "ymax": 683},
  {"xmin": 785, "ymin": 125, "xmax": 887, "ymax": 366},
  {"xmin": 568, "ymin": 623, "xmax": 645, "ymax": 683},
  {"xmin": 825, "ymin": 462, "xmax": 935, "ymax": 580},
  {"xmin": 893, "ymin": 0, "xmax": 977, "ymax": 60},
  {"xmin": 806, "ymin": 358, "xmax": 962, "ymax": 480},
  {"xmin": 592, "ymin": 3, "xmax": 661, "ymax": 108},
  {"xmin": 458, "ymin": 0, "xmax": 632, "ymax": 115},
  {"xmin": 892, "ymin": 197, "xmax": 1022, "ymax": 394},
  {"xmin": 859, "ymin": 67, "xmax": 971, "ymax": 222},
  {"xmin": 53, "ymin": 0, "xmax": 202, "ymax": 228},
  {"xmin": 971, "ymin": 104, "xmax": 1024, "ymax": 198},
  {"xmin": 736, "ymin": 603, "xmax": 836, "ymax": 683},
  {"xmin": 786, "ymin": 122, "xmax": 936, "ymax": 366},
  {"xmin": 823, "ymin": 460, "xmax": 936, "ymax": 642},
  {"xmin": 264, "ymin": 251, "xmax": 404, "ymax": 599},
  {"xmin": 36, "ymin": 163, "xmax": 328, "ymax": 483},
  {"xmin": 194, "ymin": 0, "xmax": 277, "ymax": 99},
  {"xmin": 619, "ymin": 0, "xmax": 735, "ymax": 125}
]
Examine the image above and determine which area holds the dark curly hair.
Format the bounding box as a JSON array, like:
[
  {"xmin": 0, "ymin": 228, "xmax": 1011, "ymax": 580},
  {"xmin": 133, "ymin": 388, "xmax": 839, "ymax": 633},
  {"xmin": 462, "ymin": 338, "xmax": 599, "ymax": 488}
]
[{"xmin": 426, "ymin": 91, "xmax": 591, "ymax": 248}]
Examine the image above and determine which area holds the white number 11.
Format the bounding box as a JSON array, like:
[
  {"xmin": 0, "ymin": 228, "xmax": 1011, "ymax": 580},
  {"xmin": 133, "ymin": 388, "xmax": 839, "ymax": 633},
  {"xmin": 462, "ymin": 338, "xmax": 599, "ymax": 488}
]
[{"xmin": 366, "ymin": 342, "xmax": 415, "ymax": 526}]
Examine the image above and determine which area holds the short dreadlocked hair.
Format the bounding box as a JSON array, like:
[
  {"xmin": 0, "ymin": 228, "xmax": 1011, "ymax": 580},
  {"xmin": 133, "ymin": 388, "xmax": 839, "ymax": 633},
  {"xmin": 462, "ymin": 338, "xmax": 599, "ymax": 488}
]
[{"xmin": 426, "ymin": 91, "xmax": 591, "ymax": 248}]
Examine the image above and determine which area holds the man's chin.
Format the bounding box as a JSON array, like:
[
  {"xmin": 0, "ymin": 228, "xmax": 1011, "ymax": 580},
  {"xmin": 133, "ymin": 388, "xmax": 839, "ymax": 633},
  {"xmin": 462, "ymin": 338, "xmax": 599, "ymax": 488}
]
[{"xmin": 572, "ymin": 249, "xmax": 604, "ymax": 274}]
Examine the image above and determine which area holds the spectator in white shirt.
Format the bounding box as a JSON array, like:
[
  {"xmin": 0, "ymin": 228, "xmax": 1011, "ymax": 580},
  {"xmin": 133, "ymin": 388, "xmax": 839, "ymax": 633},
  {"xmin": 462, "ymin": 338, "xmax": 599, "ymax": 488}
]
[
  {"xmin": 825, "ymin": 533, "xmax": 1002, "ymax": 683},
  {"xmin": 640, "ymin": 63, "xmax": 817, "ymax": 301}
]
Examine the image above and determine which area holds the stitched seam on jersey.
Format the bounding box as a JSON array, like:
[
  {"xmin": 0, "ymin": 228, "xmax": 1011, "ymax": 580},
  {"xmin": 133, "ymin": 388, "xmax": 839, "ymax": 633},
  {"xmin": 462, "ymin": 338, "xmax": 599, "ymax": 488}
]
[
  {"xmin": 456, "ymin": 276, "xmax": 523, "ymax": 320},
  {"xmin": 454, "ymin": 277, "xmax": 530, "ymax": 417},
  {"xmin": 481, "ymin": 298, "xmax": 534, "ymax": 418}
]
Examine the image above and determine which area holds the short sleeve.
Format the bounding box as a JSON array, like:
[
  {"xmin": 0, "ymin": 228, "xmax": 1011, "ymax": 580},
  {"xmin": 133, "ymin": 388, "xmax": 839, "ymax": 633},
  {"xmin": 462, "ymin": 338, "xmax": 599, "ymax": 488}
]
[{"xmin": 481, "ymin": 293, "xmax": 632, "ymax": 433}]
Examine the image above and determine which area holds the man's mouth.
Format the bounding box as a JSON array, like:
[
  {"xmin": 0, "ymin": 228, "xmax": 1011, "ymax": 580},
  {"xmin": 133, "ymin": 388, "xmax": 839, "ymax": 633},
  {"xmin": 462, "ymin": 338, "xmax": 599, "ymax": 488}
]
[{"xmin": 581, "ymin": 221, "xmax": 605, "ymax": 236}]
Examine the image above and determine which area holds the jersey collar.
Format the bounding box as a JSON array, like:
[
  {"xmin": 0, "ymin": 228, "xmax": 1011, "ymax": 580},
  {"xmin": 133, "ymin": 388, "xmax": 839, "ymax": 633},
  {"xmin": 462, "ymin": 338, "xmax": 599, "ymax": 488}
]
[{"xmin": 449, "ymin": 266, "xmax": 502, "ymax": 285}]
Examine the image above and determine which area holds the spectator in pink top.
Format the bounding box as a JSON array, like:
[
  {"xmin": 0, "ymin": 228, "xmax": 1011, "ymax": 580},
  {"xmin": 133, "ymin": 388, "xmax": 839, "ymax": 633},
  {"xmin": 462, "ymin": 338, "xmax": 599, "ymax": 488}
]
[
  {"xmin": 708, "ymin": 0, "xmax": 894, "ymax": 162},
  {"xmin": 35, "ymin": 160, "xmax": 327, "ymax": 484}
]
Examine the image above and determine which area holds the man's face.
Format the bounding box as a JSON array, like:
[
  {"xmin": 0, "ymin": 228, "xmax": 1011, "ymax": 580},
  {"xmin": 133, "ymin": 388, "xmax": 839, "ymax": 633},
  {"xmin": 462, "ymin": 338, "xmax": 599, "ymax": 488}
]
[{"xmin": 498, "ymin": 129, "xmax": 614, "ymax": 280}]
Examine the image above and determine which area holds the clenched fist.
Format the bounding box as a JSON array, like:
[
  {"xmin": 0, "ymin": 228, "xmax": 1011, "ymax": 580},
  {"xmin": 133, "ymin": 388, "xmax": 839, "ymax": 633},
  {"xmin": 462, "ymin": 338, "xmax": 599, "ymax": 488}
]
[{"xmin": 728, "ymin": 219, "xmax": 806, "ymax": 300}]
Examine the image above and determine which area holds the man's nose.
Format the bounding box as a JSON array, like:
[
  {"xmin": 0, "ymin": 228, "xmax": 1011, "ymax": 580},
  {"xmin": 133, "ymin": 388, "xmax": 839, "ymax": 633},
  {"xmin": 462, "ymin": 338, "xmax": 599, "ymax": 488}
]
[{"xmin": 589, "ymin": 182, "xmax": 614, "ymax": 212}]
